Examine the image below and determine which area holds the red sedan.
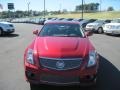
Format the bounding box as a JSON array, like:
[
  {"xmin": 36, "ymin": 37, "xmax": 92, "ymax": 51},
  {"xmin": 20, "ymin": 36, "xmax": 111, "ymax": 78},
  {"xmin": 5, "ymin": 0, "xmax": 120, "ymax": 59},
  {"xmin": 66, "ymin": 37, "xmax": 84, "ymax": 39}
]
[{"xmin": 24, "ymin": 21, "xmax": 99, "ymax": 86}]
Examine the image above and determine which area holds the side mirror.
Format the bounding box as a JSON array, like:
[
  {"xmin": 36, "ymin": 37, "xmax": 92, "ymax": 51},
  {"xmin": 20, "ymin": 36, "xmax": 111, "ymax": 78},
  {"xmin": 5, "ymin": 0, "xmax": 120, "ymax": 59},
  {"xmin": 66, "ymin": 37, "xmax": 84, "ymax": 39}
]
[
  {"xmin": 33, "ymin": 30, "xmax": 38, "ymax": 35},
  {"xmin": 85, "ymin": 31, "xmax": 93, "ymax": 36}
]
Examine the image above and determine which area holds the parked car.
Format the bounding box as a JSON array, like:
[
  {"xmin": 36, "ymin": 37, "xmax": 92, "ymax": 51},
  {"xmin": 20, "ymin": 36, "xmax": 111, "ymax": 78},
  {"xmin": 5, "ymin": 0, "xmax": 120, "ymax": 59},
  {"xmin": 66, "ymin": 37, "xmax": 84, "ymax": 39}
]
[
  {"xmin": 24, "ymin": 21, "xmax": 99, "ymax": 86},
  {"xmin": 72, "ymin": 18, "xmax": 83, "ymax": 22},
  {"xmin": 34, "ymin": 18, "xmax": 41, "ymax": 24},
  {"xmin": 49, "ymin": 17, "xmax": 58, "ymax": 20},
  {"xmin": 56, "ymin": 18, "xmax": 65, "ymax": 21},
  {"xmin": 103, "ymin": 18, "xmax": 120, "ymax": 35},
  {"xmin": 44, "ymin": 17, "xmax": 57, "ymax": 24},
  {"xmin": 0, "ymin": 21, "xmax": 15, "ymax": 35},
  {"xmin": 86, "ymin": 19, "xmax": 111, "ymax": 34},
  {"xmin": 80, "ymin": 19, "xmax": 97, "ymax": 29},
  {"xmin": 63, "ymin": 18, "xmax": 74, "ymax": 21},
  {"xmin": 28, "ymin": 18, "xmax": 36, "ymax": 24},
  {"xmin": 39, "ymin": 18, "xmax": 46, "ymax": 25}
]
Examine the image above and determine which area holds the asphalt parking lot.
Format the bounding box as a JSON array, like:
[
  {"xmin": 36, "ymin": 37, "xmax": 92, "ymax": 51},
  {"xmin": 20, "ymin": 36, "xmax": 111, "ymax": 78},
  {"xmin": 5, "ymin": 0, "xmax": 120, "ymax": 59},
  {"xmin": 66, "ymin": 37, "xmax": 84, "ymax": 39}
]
[{"xmin": 0, "ymin": 23, "xmax": 120, "ymax": 90}]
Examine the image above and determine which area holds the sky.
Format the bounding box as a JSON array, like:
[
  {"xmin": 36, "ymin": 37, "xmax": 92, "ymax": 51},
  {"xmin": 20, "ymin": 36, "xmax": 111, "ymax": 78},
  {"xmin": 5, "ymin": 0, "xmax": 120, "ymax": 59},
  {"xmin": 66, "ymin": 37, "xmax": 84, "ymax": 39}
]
[{"xmin": 0, "ymin": 0, "xmax": 120, "ymax": 11}]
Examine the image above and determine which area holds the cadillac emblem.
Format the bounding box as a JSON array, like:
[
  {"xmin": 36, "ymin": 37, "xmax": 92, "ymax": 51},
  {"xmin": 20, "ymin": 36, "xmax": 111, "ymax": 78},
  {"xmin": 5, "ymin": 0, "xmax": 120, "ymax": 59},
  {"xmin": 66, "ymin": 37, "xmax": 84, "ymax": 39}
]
[{"xmin": 56, "ymin": 61, "xmax": 65, "ymax": 69}]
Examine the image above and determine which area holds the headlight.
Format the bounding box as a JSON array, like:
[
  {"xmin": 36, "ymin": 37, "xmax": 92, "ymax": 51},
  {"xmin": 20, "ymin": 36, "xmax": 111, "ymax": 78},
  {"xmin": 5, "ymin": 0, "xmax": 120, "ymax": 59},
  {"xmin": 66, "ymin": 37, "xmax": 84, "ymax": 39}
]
[
  {"xmin": 106, "ymin": 25, "xmax": 120, "ymax": 29},
  {"xmin": 87, "ymin": 51, "xmax": 96, "ymax": 67},
  {"xmin": 26, "ymin": 49, "xmax": 34, "ymax": 64}
]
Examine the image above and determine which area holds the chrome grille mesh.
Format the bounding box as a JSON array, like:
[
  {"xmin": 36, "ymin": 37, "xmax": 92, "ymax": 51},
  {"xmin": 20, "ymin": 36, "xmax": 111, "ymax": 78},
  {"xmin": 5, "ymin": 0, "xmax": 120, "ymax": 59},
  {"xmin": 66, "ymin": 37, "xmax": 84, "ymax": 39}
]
[{"xmin": 39, "ymin": 57, "xmax": 82, "ymax": 70}]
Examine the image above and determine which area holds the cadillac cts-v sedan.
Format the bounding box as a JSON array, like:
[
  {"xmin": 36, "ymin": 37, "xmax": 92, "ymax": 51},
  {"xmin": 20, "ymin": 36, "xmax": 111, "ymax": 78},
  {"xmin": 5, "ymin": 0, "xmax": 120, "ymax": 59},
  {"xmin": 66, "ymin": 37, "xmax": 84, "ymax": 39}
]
[{"xmin": 24, "ymin": 21, "xmax": 99, "ymax": 86}]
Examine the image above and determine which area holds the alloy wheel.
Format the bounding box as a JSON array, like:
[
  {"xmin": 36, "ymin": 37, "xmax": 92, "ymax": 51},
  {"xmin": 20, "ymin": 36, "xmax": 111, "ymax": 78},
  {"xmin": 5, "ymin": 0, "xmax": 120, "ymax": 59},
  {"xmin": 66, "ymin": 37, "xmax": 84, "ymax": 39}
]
[{"xmin": 98, "ymin": 28, "xmax": 103, "ymax": 34}]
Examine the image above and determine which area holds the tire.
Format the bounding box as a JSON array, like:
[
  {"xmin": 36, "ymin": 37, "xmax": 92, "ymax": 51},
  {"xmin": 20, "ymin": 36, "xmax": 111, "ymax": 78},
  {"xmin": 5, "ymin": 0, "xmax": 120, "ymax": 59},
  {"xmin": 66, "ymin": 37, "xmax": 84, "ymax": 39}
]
[
  {"xmin": 30, "ymin": 83, "xmax": 43, "ymax": 89},
  {"xmin": 0, "ymin": 28, "xmax": 2, "ymax": 36},
  {"xmin": 98, "ymin": 27, "xmax": 103, "ymax": 34},
  {"xmin": 30, "ymin": 83, "xmax": 38, "ymax": 88}
]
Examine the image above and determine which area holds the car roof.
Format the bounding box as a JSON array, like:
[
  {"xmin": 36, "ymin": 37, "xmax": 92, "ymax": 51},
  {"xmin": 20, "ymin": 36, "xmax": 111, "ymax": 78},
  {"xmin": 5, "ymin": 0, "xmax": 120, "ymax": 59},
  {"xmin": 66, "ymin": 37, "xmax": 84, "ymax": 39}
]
[{"xmin": 45, "ymin": 20, "xmax": 80, "ymax": 25}]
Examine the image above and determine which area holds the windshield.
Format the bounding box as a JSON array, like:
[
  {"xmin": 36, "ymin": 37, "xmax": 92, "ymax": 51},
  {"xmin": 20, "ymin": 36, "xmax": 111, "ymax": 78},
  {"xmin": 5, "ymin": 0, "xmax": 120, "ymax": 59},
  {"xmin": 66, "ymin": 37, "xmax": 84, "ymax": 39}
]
[
  {"xmin": 111, "ymin": 19, "xmax": 120, "ymax": 23},
  {"xmin": 39, "ymin": 23, "xmax": 84, "ymax": 37}
]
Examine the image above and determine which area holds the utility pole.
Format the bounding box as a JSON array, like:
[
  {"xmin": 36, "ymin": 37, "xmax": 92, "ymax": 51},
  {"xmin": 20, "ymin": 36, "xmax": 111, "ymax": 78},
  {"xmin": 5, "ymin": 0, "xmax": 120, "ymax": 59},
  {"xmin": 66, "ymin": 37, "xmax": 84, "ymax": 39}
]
[
  {"xmin": 81, "ymin": 0, "xmax": 84, "ymax": 19},
  {"xmin": 59, "ymin": 3, "xmax": 61, "ymax": 12},
  {"xmin": 100, "ymin": 0, "xmax": 102, "ymax": 12},
  {"xmin": 44, "ymin": 0, "xmax": 45, "ymax": 18},
  {"xmin": 27, "ymin": 2, "xmax": 30, "ymax": 16}
]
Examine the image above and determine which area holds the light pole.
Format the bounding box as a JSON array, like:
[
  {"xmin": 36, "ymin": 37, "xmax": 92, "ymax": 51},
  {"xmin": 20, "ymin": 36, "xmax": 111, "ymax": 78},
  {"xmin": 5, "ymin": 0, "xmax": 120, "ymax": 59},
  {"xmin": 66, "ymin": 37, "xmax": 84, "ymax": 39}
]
[
  {"xmin": 59, "ymin": 3, "xmax": 61, "ymax": 12},
  {"xmin": 27, "ymin": 2, "xmax": 30, "ymax": 16},
  {"xmin": 100, "ymin": 0, "xmax": 102, "ymax": 12},
  {"xmin": 81, "ymin": 0, "xmax": 84, "ymax": 19},
  {"xmin": 44, "ymin": 0, "xmax": 45, "ymax": 18}
]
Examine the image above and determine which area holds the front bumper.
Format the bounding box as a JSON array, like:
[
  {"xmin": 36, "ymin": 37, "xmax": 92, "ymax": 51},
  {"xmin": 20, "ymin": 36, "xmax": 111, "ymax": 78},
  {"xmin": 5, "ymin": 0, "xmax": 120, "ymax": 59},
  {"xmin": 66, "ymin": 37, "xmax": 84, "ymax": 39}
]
[
  {"xmin": 3, "ymin": 29, "xmax": 15, "ymax": 34},
  {"xmin": 25, "ymin": 64, "xmax": 98, "ymax": 86},
  {"xmin": 24, "ymin": 54, "xmax": 99, "ymax": 86},
  {"xmin": 85, "ymin": 28, "xmax": 97, "ymax": 32},
  {"xmin": 104, "ymin": 30, "xmax": 120, "ymax": 35}
]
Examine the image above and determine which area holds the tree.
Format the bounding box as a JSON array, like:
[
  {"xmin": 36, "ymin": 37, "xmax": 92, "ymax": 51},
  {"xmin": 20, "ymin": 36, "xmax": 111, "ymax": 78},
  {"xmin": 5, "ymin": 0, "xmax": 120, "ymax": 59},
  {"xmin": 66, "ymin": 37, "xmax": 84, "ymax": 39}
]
[
  {"xmin": 107, "ymin": 6, "xmax": 114, "ymax": 11},
  {"xmin": 75, "ymin": 3, "xmax": 99, "ymax": 12},
  {"xmin": 62, "ymin": 9, "xmax": 68, "ymax": 13},
  {"xmin": 1, "ymin": 11, "xmax": 8, "ymax": 18},
  {"xmin": 15, "ymin": 10, "xmax": 24, "ymax": 18}
]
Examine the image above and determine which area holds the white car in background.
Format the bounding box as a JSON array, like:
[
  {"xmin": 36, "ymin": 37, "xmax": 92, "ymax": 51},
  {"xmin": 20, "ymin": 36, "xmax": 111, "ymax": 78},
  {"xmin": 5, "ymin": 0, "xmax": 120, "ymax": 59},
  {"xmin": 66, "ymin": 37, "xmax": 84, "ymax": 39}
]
[
  {"xmin": 85, "ymin": 20, "xmax": 111, "ymax": 34},
  {"xmin": 0, "ymin": 22, "xmax": 15, "ymax": 36},
  {"xmin": 104, "ymin": 18, "xmax": 120, "ymax": 35}
]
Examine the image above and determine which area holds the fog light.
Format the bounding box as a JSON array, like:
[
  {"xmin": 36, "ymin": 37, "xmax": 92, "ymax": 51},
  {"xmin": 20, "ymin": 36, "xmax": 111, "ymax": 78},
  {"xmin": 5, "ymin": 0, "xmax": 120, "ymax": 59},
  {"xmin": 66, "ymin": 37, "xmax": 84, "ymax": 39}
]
[{"xmin": 26, "ymin": 71, "xmax": 35, "ymax": 79}]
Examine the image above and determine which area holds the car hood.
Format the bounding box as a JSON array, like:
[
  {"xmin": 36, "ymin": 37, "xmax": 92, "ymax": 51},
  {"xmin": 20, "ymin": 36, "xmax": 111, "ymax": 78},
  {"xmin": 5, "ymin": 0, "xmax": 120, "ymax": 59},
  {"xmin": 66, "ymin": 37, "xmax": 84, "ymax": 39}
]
[
  {"xmin": 87, "ymin": 23, "xmax": 99, "ymax": 26},
  {"xmin": 0, "ymin": 22, "xmax": 12, "ymax": 25},
  {"xmin": 33, "ymin": 37, "xmax": 94, "ymax": 58},
  {"xmin": 105, "ymin": 23, "xmax": 120, "ymax": 26},
  {"xmin": 80, "ymin": 21, "xmax": 88, "ymax": 25}
]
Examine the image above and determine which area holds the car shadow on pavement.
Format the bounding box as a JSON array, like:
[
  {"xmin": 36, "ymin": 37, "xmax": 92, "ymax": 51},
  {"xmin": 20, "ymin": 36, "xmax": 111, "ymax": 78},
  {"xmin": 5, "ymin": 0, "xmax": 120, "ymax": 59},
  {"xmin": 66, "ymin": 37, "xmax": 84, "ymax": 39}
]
[
  {"xmin": 0, "ymin": 33, "xmax": 19, "ymax": 38},
  {"xmin": 30, "ymin": 55, "xmax": 120, "ymax": 90},
  {"xmin": 105, "ymin": 34, "xmax": 120, "ymax": 37}
]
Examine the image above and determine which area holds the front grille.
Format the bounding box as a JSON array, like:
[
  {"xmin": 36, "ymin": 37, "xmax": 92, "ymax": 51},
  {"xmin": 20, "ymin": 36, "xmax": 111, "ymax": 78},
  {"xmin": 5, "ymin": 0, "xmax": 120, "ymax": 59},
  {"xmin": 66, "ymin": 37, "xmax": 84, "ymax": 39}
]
[
  {"xmin": 88, "ymin": 25, "xmax": 93, "ymax": 27},
  {"xmin": 39, "ymin": 57, "xmax": 82, "ymax": 70},
  {"xmin": 40, "ymin": 74, "xmax": 80, "ymax": 84}
]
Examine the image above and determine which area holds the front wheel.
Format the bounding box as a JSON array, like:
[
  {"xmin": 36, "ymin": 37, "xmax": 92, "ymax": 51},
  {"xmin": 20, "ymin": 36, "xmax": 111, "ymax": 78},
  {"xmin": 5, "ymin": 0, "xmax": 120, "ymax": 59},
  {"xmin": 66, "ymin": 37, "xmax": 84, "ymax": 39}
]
[
  {"xmin": 0, "ymin": 29, "xmax": 2, "ymax": 36},
  {"xmin": 30, "ymin": 83, "xmax": 43, "ymax": 89},
  {"xmin": 30, "ymin": 83, "xmax": 38, "ymax": 89},
  {"xmin": 98, "ymin": 27, "xmax": 103, "ymax": 34}
]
